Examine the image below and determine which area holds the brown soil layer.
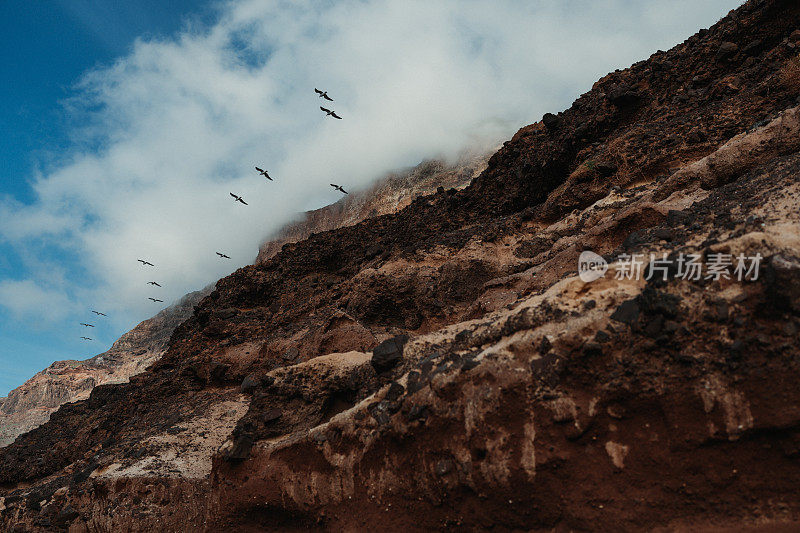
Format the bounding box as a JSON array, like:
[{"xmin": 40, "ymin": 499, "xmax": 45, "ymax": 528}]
[{"xmin": 2, "ymin": 1, "xmax": 800, "ymax": 531}]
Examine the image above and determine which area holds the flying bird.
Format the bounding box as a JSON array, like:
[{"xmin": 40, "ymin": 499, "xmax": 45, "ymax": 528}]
[
  {"xmin": 230, "ymin": 192, "xmax": 248, "ymax": 205},
  {"xmin": 216, "ymin": 252, "xmax": 231, "ymax": 259},
  {"xmin": 255, "ymin": 167, "xmax": 273, "ymax": 181},
  {"xmin": 314, "ymin": 88, "xmax": 333, "ymax": 101},
  {"xmin": 320, "ymin": 107, "xmax": 342, "ymax": 119},
  {"xmin": 137, "ymin": 259, "xmax": 155, "ymax": 266},
  {"xmin": 148, "ymin": 281, "xmax": 162, "ymax": 287},
  {"xmin": 330, "ymin": 183, "xmax": 348, "ymax": 195},
  {"xmin": 91, "ymin": 310, "xmax": 107, "ymax": 317},
  {"xmin": 79, "ymin": 323, "xmax": 94, "ymax": 327},
  {"xmin": 148, "ymin": 297, "xmax": 164, "ymax": 303},
  {"xmin": 80, "ymin": 337, "xmax": 92, "ymax": 341}
]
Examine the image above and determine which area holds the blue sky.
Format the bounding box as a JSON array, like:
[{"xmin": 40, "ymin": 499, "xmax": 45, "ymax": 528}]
[
  {"xmin": 0, "ymin": 0, "xmax": 743, "ymax": 398},
  {"xmin": 1, "ymin": 0, "xmax": 216, "ymax": 195},
  {"xmin": 0, "ymin": 0, "xmax": 216, "ymax": 394}
]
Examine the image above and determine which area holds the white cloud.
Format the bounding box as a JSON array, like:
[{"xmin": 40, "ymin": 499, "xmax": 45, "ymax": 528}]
[
  {"xmin": 0, "ymin": 0, "xmax": 743, "ymax": 332},
  {"xmin": 0, "ymin": 280, "xmax": 77, "ymax": 324}
]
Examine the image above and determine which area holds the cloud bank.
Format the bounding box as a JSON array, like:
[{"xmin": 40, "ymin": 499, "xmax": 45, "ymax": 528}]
[{"xmin": 0, "ymin": 0, "xmax": 742, "ymax": 340}]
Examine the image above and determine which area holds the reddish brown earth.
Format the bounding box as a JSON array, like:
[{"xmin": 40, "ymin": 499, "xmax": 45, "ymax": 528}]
[{"xmin": 2, "ymin": 1, "xmax": 800, "ymax": 531}]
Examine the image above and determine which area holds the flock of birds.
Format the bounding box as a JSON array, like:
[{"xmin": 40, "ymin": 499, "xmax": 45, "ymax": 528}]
[
  {"xmin": 78, "ymin": 310, "xmax": 107, "ymax": 340},
  {"xmin": 77, "ymin": 89, "xmax": 348, "ymax": 342}
]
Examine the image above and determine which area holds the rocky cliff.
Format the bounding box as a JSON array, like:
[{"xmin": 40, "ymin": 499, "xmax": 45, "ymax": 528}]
[
  {"xmin": 256, "ymin": 150, "xmax": 490, "ymax": 264},
  {"xmin": 0, "ymin": 289, "xmax": 209, "ymax": 447},
  {"xmin": 2, "ymin": 1, "xmax": 800, "ymax": 531}
]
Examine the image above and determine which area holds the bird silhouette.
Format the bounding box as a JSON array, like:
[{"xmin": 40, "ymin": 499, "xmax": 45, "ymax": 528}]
[
  {"xmin": 91, "ymin": 310, "xmax": 107, "ymax": 317},
  {"xmin": 314, "ymin": 88, "xmax": 333, "ymax": 101},
  {"xmin": 229, "ymin": 192, "xmax": 248, "ymax": 205},
  {"xmin": 148, "ymin": 281, "xmax": 162, "ymax": 287},
  {"xmin": 330, "ymin": 183, "xmax": 349, "ymax": 194},
  {"xmin": 320, "ymin": 107, "xmax": 342, "ymax": 119},
  {"xmin": 255, "ymin": 167, "xmax": 273, "ymax": 181},
  {"xmin": 216, "ymin": 252, "xmax": 231, "ymax": 259},
  {"xmin": 137, "ymin": 259, "xmax": 155, "ymax": 266},
  {"xmin": 148, "ymin": 297, "xmax": 164, "ymax": 303},
  {"xmin": 80, "ymin": 337, "xmax": 92, "ymax": 341},
  {"xmin": 79, "ymin": 323, "xmax": 95, "ymax": 327}
]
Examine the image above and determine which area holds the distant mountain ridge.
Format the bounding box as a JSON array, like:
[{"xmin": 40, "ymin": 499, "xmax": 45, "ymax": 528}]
[
  {"xmin": 0, "ymin": 288, "xmax": 210, "ymax": 447},
  {"xmin": 256, "ymin": 150, "xmax": 491, "ymax": 263}
]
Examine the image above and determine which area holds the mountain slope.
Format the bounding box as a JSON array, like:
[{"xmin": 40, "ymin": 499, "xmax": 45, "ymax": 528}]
[
  {"xmin": 256, "ymin": 151, "xmax": 490, "ymax": 264},
  {"xmin": 2, "ymin": 1, "xmax": 800, "ymax": 530},
  {"xmin": 0, "ymin": 153, "xmax": 488, "ymax": 451},
  {"xmin": 0, "ymin": 289, "xmax": 210, "ymax": 447}
]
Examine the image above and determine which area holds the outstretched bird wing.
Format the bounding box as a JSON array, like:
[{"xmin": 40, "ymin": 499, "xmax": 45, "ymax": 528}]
[
  {"xmin": 255, "ymin": 167, "xmax": 264, "ymax": 173},
  {"xmin": 230, "ymin": 192, "xmax": 238, "ymax": 199},
  {"xmin": 239, "ymin": 198, "xmax": 248, "ymax": 205},
  {"xmin": 323, "ymin": 94, "xmax": 333, "ymax": 101},
  {"xmin": 315, "ymin": 88, "xmax": 323, "ymax": 95},
  {"xmin": 331, "ymin": 112, "xmax": 342, "ymax": 119},
  {"xmin": 320, "ymin": 106, "xmax": 331, "ymax": 113}
]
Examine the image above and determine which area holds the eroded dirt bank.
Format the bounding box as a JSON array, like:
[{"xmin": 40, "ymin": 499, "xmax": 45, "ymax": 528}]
[{"xmin": 2, "ymin": 0, "xmax": 800, "ymax": 531}]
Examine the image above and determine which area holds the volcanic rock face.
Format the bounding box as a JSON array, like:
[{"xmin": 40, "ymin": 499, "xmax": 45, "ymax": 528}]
[
  {"xmin": 255, "ymin": 150, "xmax": 490, "ymax": 264},
  {"xmin": 0, "ymin": 288, "xmax": 210, "ymax": 447},
  {"xmin": 3, "ymin": 1, "xmax": 800, "ymax": 531}
]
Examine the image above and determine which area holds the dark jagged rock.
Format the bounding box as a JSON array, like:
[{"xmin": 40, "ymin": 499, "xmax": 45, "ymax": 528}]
[
  {"xmin": 611, "ymin": 299, "xmax": 640, "ymax": 324},
  {"xmin": 370, "ymin": 335, "xmax": 409, "ymax": 372},
  {"xmin": 766, "ymin": 254, "xmax": 800, "ymax": 313},
  {"xmin": 541, "ymin": 112, "xmax": 562, "ymax": 130}
]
